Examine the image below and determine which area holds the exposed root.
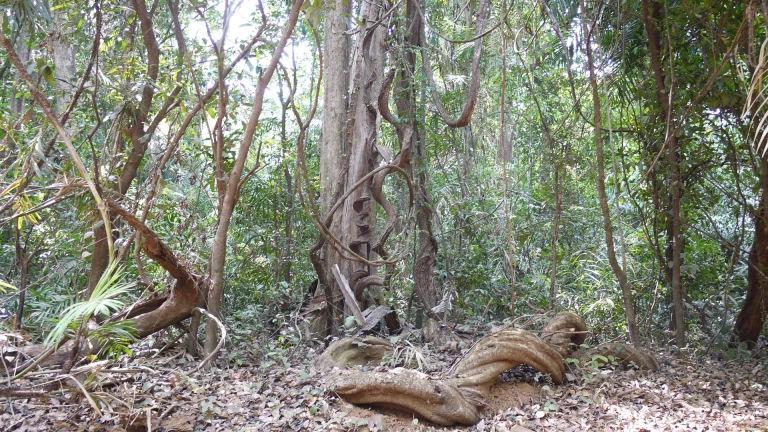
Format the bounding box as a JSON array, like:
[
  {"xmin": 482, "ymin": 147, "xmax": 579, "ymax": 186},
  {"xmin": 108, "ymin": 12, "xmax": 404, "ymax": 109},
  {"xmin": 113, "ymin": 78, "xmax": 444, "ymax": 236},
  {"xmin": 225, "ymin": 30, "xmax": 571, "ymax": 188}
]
[
  {"xmin": 326, "ymin": 312, "xmax": 658, "ymax": 426},
  {"xmin": 576, "ymin": 342, "xmax": 660, "ymax": 370},
  {"xmin": 333, "ymin": 368, "xmax": 480, "ymax": 426},
  {"xmin": 451, "ymin": 329, "xmax": 565, "ymax": 388},
  {"xmin": 539, "ymin": 311, "xmax": 588, "ymax": 357},
  {"xmin": 316, "ymin": 336, "xmax": 393, "ymax": 371},
  {"xmin": 329, "ymin": 329, "xmax": 563, "ymax": 425}
]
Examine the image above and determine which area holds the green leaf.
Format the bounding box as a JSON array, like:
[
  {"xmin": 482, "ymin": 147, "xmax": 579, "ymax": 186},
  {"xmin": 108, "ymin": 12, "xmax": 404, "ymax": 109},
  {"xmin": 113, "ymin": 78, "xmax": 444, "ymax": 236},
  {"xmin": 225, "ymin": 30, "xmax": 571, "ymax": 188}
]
[
  {"xmin": 45, "ymin": 261, "xmax": 135, "ymax": 347},
  {"xmin": 344, "ymin": 316, "xmax": 356, "ymax": 328},
  {"xmin": 41, "ymin": 65, "xmax": 54, "ymax": 85},
  {"xmin": 0, "ymin": 279, "xmax": 18, "ymax": 293},
  {"xmin": 206, "ymin": 105, "xmax": 217, "ymax": 119}
]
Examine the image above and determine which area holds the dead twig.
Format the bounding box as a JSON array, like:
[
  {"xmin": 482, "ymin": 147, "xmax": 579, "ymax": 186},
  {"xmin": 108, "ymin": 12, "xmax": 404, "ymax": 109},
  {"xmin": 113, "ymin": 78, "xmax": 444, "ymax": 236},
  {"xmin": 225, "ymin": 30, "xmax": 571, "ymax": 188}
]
[
  {"xmin": 192, "ymin": 308, "xmax": 226, "ymax": 372},
  {"xmin": 156, "ymin": 402, "xmax": 179, "ymax": 428}
]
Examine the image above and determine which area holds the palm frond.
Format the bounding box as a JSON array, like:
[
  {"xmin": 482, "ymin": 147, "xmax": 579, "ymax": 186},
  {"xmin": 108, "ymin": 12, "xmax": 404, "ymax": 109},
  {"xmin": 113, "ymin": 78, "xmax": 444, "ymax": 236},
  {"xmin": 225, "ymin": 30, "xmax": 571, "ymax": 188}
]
[{"xmin": 44, "ymin": 261, "xmax": 134, "ymax": 348}]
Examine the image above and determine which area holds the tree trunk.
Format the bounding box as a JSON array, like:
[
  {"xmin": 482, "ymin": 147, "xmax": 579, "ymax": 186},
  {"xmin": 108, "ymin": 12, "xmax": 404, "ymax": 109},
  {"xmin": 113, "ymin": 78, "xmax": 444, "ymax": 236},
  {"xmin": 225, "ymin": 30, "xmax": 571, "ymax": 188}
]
[
  {"xmin": 278, "ymin": 73, "xmax": 295, "ymax": 287},
  {"xmin": 733, "ymin": 0, "xmax": 768, "ymax": 347},
  {"xmin": 641, "ymin": 0, "xmax": 685, "ymax": 346},
  {"xmin": 13, "ymin": 227, "xmax": 30, "ymax": 330},
  {"xmin": 51, "ymin": 12, "xmax": 77, "ymax": 111},
  {"xmin": 581, "ymin": 0, "xmax": 640, "ymax": 347},
  {"xmin": 204, "ymin": 0, "xmax": 303, "ymax": 358},
  {"xmin": 400, "ymin": 0, "xmax": 438, "ymax": 313},
  {"xmin": 320, "ymin": 0, "xmax": 350, "ymax": 216},
  {"xmin": 734, "ymin": 158, "xmax": 768, "ymax": 346},
  {"xmin": 340, "ymin": 0, "xmax": 386, "ymax": 310},
  {"xmin": 311, "ymin": 0, "xmax": 387, "ymax": 334},
  {"xmin": 499, "ymin": 21, "xmax": 516, "ymax": 318},
  {"xmin": 550, "ymin": 161, "xmax": 561, "ymax": 311},
  {"xmin": 314, "ymin": 0, "xmax": 352, "ymax": 335}
]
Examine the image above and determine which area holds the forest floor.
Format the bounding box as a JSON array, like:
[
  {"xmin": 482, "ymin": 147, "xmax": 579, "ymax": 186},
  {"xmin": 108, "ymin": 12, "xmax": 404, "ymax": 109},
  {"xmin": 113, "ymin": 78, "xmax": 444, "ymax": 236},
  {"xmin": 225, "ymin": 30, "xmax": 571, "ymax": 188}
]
[{"xmin": 1, "ymin": 337, "xmax": 767, "ymax": 432}]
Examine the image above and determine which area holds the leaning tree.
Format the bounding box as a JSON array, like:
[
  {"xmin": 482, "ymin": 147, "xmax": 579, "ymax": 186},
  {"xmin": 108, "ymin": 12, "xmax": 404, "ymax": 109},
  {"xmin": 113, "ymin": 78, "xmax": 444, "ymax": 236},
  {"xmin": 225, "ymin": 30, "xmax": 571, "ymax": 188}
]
[{"xmin": 0, "ymin": 0, "xmax": 305, "ymax": 369}]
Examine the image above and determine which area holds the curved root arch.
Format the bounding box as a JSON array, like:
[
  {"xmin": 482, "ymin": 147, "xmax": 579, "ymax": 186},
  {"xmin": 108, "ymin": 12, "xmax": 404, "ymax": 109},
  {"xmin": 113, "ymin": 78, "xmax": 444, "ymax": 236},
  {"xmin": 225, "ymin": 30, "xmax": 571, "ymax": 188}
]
[
  {"xmin": 451, "ymin": 329, "xmax": 566, "ymax": 387},
  {"xmin": 539, "ymin": 311, "xmax": 588, "ymax": 357},
  {"xmin": 328, "ymin": 313, "xmax": 661, "ymax": 425},
  {"xmin": 331, "ymin": 329, "xmax": 564, "ymax": 426}
]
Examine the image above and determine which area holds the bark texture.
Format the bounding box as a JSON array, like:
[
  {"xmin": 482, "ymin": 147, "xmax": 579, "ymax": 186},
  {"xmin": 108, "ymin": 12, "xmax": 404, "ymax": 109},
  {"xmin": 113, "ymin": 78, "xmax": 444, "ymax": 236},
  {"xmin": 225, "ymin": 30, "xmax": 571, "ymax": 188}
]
[
  {"xmin": 540, "ymin": 311, "xmax": 587, "ymax": 357},
  {"xmin": 734, "ymin": 159, "xmax": 768, "ymax": 345},
  {"xmin": 316, "ymin": 336, "xmax": 392, "ymax": 371},
  {"xmin": 310, "ymin": 0, "xmax": 392, "ymax": 335},
  {"xmin": 320, "ymin": 0, "xmax": 349, "ymax": 216}
]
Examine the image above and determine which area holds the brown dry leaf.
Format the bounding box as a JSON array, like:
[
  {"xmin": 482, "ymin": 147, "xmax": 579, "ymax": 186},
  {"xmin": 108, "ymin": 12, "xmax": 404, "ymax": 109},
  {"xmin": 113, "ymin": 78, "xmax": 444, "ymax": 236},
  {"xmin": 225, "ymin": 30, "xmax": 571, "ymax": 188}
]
[{"xmin": 1, "ymin": 342, "xmax": 766, "ymax": 431}]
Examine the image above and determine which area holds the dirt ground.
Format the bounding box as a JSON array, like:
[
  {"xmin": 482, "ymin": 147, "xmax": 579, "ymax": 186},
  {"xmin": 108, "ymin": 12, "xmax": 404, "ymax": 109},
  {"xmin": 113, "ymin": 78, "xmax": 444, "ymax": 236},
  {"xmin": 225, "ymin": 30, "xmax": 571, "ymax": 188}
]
[{"xmin": 1, "ymin": 342, "xmax": 766, "ymax": 431}]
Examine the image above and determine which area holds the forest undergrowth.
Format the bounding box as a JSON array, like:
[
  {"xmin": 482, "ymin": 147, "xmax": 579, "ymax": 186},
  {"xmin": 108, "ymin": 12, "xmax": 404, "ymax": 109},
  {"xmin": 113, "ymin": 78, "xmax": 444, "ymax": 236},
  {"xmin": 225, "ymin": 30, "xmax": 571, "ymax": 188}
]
[{"xmin": 1, "ymin": 326, "xmax": 765, "ymax": 432}]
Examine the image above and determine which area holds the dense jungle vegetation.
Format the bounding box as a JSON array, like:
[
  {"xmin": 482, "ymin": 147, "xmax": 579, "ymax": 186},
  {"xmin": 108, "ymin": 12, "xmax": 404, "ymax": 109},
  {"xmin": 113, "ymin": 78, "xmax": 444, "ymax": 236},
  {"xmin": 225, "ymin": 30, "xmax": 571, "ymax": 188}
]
[{"xmin": 0, "ymin": 0, "xmax": 766, "ymax": 429}]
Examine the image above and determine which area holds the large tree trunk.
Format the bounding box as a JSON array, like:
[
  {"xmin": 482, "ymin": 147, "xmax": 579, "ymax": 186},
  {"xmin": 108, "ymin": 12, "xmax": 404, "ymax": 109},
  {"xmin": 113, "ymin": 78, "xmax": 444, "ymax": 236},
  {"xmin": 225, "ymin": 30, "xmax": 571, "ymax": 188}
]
[
  {"xmin": 320, "ymin": 0, "xmax": 350, "ymax": 216},
  {"xmin": 314, "ymin": 0, "xmax": 351, "ymax": 335},
  {"xmin": 733, "ymin": 0, "xmax": 768, "ymax": 347},
  {"xmin": 734, "ymin": 159, "xmax": 768, "ymax": 346},
  {"xmin": 311, "ymin": 0, "xmax": 387, "ymax": 335},
  {"xmin": 340, "ymin": 0, "xmax": 386, "ymax": 308}
]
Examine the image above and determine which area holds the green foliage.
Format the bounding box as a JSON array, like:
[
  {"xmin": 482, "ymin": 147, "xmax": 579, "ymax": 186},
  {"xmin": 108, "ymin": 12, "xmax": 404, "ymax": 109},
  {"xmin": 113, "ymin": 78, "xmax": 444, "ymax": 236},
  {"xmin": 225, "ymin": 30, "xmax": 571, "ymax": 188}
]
[
  {"xmin": 44, "ymin": 261, "xmax": 136, "ymax": 351},
  {"xmin": 0, "ymin": 0, "xmax": 763, "ymax": 356},
  {"xmin": 0, "ymin": 279, "xmax": 17, "ymax": 293}
]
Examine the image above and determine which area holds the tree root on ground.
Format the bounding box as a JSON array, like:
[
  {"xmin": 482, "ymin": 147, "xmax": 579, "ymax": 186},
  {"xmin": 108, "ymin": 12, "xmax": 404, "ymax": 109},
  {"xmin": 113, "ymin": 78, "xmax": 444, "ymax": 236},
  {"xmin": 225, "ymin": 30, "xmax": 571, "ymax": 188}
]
[
  {"xmin": 316, "ymin": 336, "xmax": 393, "ymax": 371},
  {"xmin": 330, "ymin": 329, "xmax": 563, "ymax": 425},
  {"xmin": 574, "ymin": 342, "xmax": 660, "ymax": 370},
  {"xmin": 332, "ymin": 368, "xmax": 481, "ymax": 426},
  {"xmin": 539, "ymin": 311, "xmax": 587, "ymax": 357},
  {"xmin": 325, "ymin": 312, "xmax": 659, "ymax": 425}
]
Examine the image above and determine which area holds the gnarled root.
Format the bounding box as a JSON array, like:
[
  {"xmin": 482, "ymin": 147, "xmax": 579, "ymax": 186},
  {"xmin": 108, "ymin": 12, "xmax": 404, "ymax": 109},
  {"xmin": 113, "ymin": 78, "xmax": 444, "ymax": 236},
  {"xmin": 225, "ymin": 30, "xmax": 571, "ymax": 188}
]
[
  {"xmin": 326, "ymin": 312, "xmax": 660, "ymax": 426},
  {"xmin": 540, "ymin": 312, "xmax": 588, "ymax": 357},
  {"xmin": 333, "ymin": 368, "xmax": 480, "ymax": 426},
  {"xmin": 330, "ymin": 329, "xmax": 564, "ymax": 426},
  {"xmin": 581, "ymin": 342, "xmax": 660, "ymax": 370},
  {"xmin": 316, "ymin": 336, "xmax": 393, "ymax": 371},
  {"xmin": 451, "ymin": 329, "xmax": 565, "ymax": 389}
]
